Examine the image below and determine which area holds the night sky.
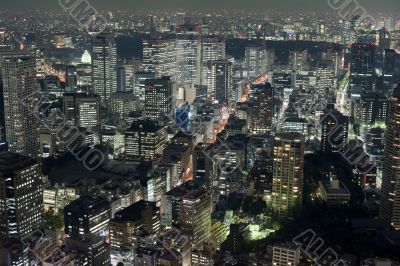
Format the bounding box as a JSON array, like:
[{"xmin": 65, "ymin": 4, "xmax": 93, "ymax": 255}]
[{"xmin": 1, "ymin": 0, "xmax": 399, "ymax": 12}]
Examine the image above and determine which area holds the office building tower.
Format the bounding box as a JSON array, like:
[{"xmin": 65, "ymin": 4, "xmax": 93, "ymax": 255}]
[
  {"xmin": 350, "ymin": 43, "xmax": 376, "ymax": 90},
  {"xmin": 91, "ymin": 34, "xmax": 117, "ymax": 102},
  {"xmin": 320, "ymin": 109, "xmax": 349, "ymax": 153},
  {"xmin": 144, "ymin": 76, "xmax": 173, "ymax": 120},
  {"xmin": 63, "ymin": 93, "xmax": 100, "ymax": 128},
  {"xmin": 116, "ymin": 66, "xmax": 126, "ymax": 92},
  {"xmin": 133, "ymin": 71, "xmax": 156, "ymax": 100},
  {"xmin": 272, "ymin": 133, "xmax": 304, "ymax": 220},
  {"xmin": 64, "ymin": 196, "xmax": 111, "ymax": 238},
  {"xmin": 380, "ymin": 86, "xmax": 400, "ymax": 229},
  {"xmin": 289, "ymin": 50, "xmax": 308, "ymax": 72},
  {"xmin": 359, "ymin": 92, "xmax": 388, "ymax": 125},
  {"xmin": 316, "ymin": 60, "xmax": 336, "ymax": 90},
  {"xmin": 201, "ymin": 36, "xmax": 225, "ymax": 90},
  {"xmin": 109, "ymin": 200, "xmax": 160, "ymax": 251},
  {"xmin": 272, "ymin": 243, "xmax": 301, "ymax": 266},
  {"xmin": 178, "ymin": 188, "xmax": 211, "ymax": 249},
  {"xmin": 125, "ymin": 119, "xmax": 167, "ymax": 160},
  {"xmin": 110, "ymin": 91, "xmax": 139, "ymax": 120},
  {"xmin": 0, "ymin": 152, "xmax": 42, "ymax": 239},
  {"xmin": 142, "ymin": 37, "xmax": 176, "ymax": 79},
  {"xmin": 250, "ymin": 83, "xmax": 274, "ymax": 134},
  {"xmin": 176, "ymin": 27, "xmax": 202, "ymax": 87},
  {"xmin": 383, "ymin": 49, "xmax": 400, "ymax": 89},
  {"xmin": 245, "ymin": 45, "xmax": 266, "ymax": 79},
  {"xmin": 1, "ymin": 54, "xmax": 39, "ymax": 159},
  {"xmin": 66, "ymin": 233, "xmax": 111, "ymax": 266},
  {"xmin": 65, "ymin": 65, "xmax": 78, "ymax": 92},
  {"xmin": 208, "ymin": 60, "xmax": 233, "ymax": 105}
]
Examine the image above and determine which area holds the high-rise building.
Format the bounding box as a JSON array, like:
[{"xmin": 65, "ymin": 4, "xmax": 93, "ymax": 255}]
[
  {"xmin": 208, "ymin": 60, "xmax": 233, "ymax": 105},
  {"xmin": 380, "ymin": 86, "xmax": 400, "ymax": 229},
  {"xmin": 0, "ymin": 152, "xmax": 42, "ymax": 239},
  {"xmin": 109, "ymin": 200, "xmax": 160, "ymax": 251},
  {"xmin": 245, "ymin": 45, "xmax": 266, "ymax": 79},
  {"xmin": 316, "ymin": 60, "xmax": 336, "ymax": 90},
  {"xmin": 272, "ymin": 133, "xmax": 304, "ymax": 220},
  {"xmin": 289, "ymin": 50, "xmax": 308, "ymax": 72},
  {"xmin": 91, "ymin": 34, "xmax": 117, "ymax": 102},
  {"xmin": 1, "ymin": 54, "xmax": 39, "ymax": 159},
  {"xmin": 250, "ymin": 83, "xmax": 274, "ymax": 134},
  {"xmin": 142, "ymin": 37, "xmax": 176, "ymax": 79},
  {"xmin": 144, "ymin": 76, "xmax": 173, "ymax": 120},
  {"xmin": 116, "ymin": 66, "xmax": 126, "ymax": 92},
  {"xmin": 383, "ymin": 49, "xmax": 400, "ymax": 89},
  {"xmin": 176, "ymin": 27, "xmax": 202, "ymax": 87},
  {"xmin": 350, "ymin": 43, "xmax": 376, "ymax": 90},
  {"xmin": 64, "ymin": 196, "xmax": 111, "ymax": 238},
  {"xmin": 201, "ymin": 36, "xmax": 225, "ymax": 91},
  {"xmin": 359, "ymin": 92, "xmax": 388, "ymax": 125},
  {"xmin": 63, "ymin": 93, "xmax": 100, "ymax": 128},
  {"xmin": 65, "ymin": 65, "xmax": 78, "ymax": 92},
  {"xmin": 320, "ymin": 109, "xmax": 349, "ymax": 153},
  {"xmin": 125, "ymin": 119, "xmax": 167, "ymax": 160},
  {"xmin": 133, "ymin": 71, "xmax": 156, "ymax": 100},
  {"xmin": 178, "ymin": 188, "xmax": 211, "ymax": 249}
]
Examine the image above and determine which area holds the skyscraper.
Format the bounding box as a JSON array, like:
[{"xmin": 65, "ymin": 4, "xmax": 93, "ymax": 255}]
[
  {"xmin": 320, "ymin": 109, "xmax": 349, "ymax": 153},
  {"xmin": 63, "ymin": 93, "xmax": 101, "ymax": 129},
  {"xmin": 144, "ymin": 76, "xmax": 173, "ymax": 120},
  {"xmin": 65, "ymin": 65, "xmax": 78, "ymax": 92},
  {"xmin": 116, "ymin": 66, "xmax": 126, "ymax": 92},
  {"xmin": 1, "ymin": 54, "xmax": 39, "ymax": 159},
  {"xmin": 208, "ymin": 60, "xmax": 233, "ymax": 105},
  {"xmin": 125, "ymin": 119, "xmax": 167, "ymax": 160},
  {"xmin": 142, "ymin": 37, "xmax": 176, "ymax": 79},
  {"xmin": 176, "ymin": 26, "xmax": 202, "ymax": 87},
  {"xmin": 245, "ymin": 45, "xmax": 266, "ymax": 79},
  {"xmin": 178, "ymin": 188, "xmax": 211, "ymax": 249},
  {"xmin": 91, "ymin": 34, "xmax": 117, "ymax": 103},
  {"xmin": 250, "ymin": 83, "xmax": 274, "ymax": 134},
  {"xmin": 350, "ymin": 43, "xmax": 376, "ymax": 90},
  {"xmin": 0, "ymin": 152, "xmax": 42, "ymax": 239},
  {"xmin": 380, "ymin": 86, "xmax": 400, "ymax": 229},
  {"xmin": 272, "ymin": 133, "xmax": 304, "ymax": 220}
]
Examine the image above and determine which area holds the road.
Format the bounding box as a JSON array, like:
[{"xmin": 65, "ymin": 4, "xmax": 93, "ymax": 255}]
[{"xmin": 336, "ymin": 71, "xmax": 350, "ymax": 116}]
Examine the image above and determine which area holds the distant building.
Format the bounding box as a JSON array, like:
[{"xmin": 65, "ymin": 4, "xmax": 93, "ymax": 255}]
[
  {"xmin": 250, "ymin": 83, "xmax": 274, "ymax": 134},
  {"xmin": 91, "ymin": 34, "xmax": 117, "ymax": 103},
  {"xmin": 144, "ymin": 76, "xmax": 173, "ymax": 120},
  {"xmin": 208, "ymin": 60, "xmax": 233, "ymax": 105},
  {"xmin": 350, "ymin": 43, "xmax": 376, "ymax": 90},
  {"xmin": 65, "ymin": 65, "xmax": 78, "ymax": 92},
  {"xmin": 245, "ymin": 45, "xmax": 266, "ymax": 78}
]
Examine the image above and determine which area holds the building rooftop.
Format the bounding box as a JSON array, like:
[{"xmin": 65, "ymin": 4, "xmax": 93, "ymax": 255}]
[
  {"xmin": 0, "ymin": 151, "xmax": 36, "ymax": 174},
  {"xmin": 113, "ymin": 200, "xmax": 157, "ymax": 223}
]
